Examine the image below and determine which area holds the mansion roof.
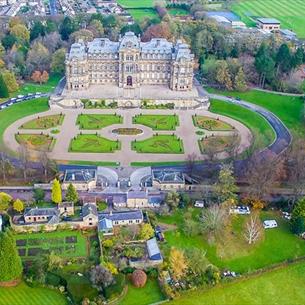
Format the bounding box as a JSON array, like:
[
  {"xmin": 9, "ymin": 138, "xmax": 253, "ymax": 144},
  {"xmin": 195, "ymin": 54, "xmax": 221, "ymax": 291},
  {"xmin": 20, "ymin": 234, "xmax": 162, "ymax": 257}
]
[{"xmin": 67, "ymin": 31, "xmax": 193, "ymax": 61}]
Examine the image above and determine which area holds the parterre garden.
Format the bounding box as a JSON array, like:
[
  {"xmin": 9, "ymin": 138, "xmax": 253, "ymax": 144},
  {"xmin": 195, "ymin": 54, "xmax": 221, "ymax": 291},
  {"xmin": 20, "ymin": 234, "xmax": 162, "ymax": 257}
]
[
  {"xmin": 133, "ymin": 114, "xmax": 179, "ymax": 130},
  {"xmin": 15, "ymin": 133, "xmax": 55, "ymax": 152},
  {"xmin": 69, "ymin": 134, "xmax": 121, "ymax": 153},
  {"xmin": 76, "ymin": 113, "xmax": 122, "ymax": 129},
  {"xmin": 231, "ymin": 0, "xmax": 305, "ymax": 38},
  {"xmin": 198, "ymin": 135, "xmax": 238, "ymax": 154},
  {"xmin": 132, "ymin": 134, "xmax": 184, "ymax": 154},
  {"xmin": 20, "ymin": 114, "xmax": 64, "ymax": 130},
  {"xmin": 193, "ymin": 115, "xmax": 234, "ymax": 131}
]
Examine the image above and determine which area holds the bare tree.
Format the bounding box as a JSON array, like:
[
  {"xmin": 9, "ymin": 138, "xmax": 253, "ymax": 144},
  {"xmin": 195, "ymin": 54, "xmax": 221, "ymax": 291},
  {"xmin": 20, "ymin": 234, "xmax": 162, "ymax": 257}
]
[
  {"xmin": 186, "ymin": 152, "xmax": 198, "ymax": 176},
  {"xmin": 242, "ymin": 150, "xmax": 285, "ymax": 201},
  {"xmin": 18, "ymin": 143, "xmax": 30, "ymax": 181},
  {"xmin": 243, "ymin": 214, "xmax": 263, "ymax": 244},
  {"xmin": 0, "ymin": 152, "xmax": 13, "ymax": 183},
  {"xmin": 285, "ymin": 139, "xmax": 305, "ymax": 205}
]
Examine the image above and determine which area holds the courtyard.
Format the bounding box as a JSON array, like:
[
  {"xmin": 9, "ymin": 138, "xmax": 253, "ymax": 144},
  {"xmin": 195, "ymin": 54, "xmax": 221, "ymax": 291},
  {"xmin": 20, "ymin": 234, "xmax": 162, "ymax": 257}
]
[{"xmin": 3, "ymin": 107, "xmax": 252, "ymax": 166}]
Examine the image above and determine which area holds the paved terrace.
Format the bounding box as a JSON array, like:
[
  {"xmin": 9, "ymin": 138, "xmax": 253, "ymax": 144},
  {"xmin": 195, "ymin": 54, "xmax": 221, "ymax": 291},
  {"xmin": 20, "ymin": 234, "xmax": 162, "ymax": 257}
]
[{"xmin": 3, "ymin": 108, "xmax": 252, "ymax": 166}]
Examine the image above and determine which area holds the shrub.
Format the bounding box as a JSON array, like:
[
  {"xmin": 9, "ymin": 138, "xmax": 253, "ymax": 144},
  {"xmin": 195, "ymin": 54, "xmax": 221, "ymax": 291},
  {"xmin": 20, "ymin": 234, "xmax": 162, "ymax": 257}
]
[
  {"xmin": 131, "ymin": 269, "xmax": 147, "ymax": 288},
  {"xmin": 104, "ymin": 273, "xmax": 125, "ymax": 300}
]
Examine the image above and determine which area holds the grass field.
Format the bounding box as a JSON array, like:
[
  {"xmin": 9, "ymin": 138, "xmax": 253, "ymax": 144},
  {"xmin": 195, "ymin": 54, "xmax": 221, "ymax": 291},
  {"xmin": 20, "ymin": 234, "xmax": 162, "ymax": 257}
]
[
  {"xmin": 15, "ymin": 134, "xmax": 55, "ymax": 152},
  {"xmin": 0, "ymin": 282, "xmax": 67, "ymax": 305},
  {"xmin": 120, "ymin": 279, "xmax": 165, "ymax": 305},
  {"xmin": 231, "ymin": 0, "xmax": 305, "ymax": 38},
  {"xmin": 159, "ymin": 209, "xmax": 305, "ymax": 274},
  {"xmin": 15, "ymin": 230, "xmax": 87, "ymax": 259},
  {"xmin": 208, "ymin": 89, "xmax": 305, "ymax": 136},
  {"xmin": 117, "ymin": 0, "xmax": 153, "ymax": 8},
  {"xmin": 193, "ymin": 115, "xmax": 234, "ymax": 131},
  {"xmin": 132, "ymin": 134, "xmax": 184, "ymax": 154},
  {"xmin": 0, "ymin": 98, "xmax": 49, "ymax": 151},
  {"xmin": 70, "ymin": 134, "xmax": 120, "ymax": 153},
  {"xmin": 133, "ymin": 114, "xmax": 179, "ymax": 130},
  {"xmin": 20, "ymin": 114, "xmax": 64, "ymax": 130},
  {"xmin": 127, "ymin": 8, "xmax": 159, "ymax": 21},
  {"xmin": 168, "ymin": 8, "xmax": 189, "ymax": 16},
  {"xmin": 209, "ymin": 99, "xmax": 275, "ymax": 151},
  {"xmin": 168, "ymin": 261, "xmax": 305, "ymax": 305},
  {"xmin": 76, "ymin": 114, "xmax": 122, "ymax": 130}
]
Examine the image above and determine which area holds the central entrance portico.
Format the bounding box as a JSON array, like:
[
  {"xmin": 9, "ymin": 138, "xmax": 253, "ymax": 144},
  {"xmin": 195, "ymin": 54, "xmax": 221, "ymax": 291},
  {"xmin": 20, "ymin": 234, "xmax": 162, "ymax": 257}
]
[{"xmin": 127, "ymin": 76, "xmax": 133, "ymax": 86}]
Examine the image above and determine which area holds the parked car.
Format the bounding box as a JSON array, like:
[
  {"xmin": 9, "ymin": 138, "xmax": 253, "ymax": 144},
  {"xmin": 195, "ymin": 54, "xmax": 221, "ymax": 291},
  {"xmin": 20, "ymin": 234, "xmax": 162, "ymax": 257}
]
[
  {"xmin": 17, "ymin": 95, "xmax": 24, "ymax": 98},
  {"xmin": 282, "ymin": 211, "xmax": 291, "ymax": 220},
  {"xmin": 194, "ymin": 200, "xmax": 205, "ymax": 208},
  {"xmin": 230, "ymin": 205, "xmax": 250, "ymax": 215},
  {"xmin": 263, "ymin": 220, "xmax": 278, "ymax": 229}
]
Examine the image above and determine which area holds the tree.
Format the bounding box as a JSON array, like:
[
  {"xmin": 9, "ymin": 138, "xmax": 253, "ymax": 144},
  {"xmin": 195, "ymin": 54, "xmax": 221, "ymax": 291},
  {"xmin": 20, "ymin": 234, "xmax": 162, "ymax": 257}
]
[
  {"xmin": 0, "ymin": 152, "xmax": 13, "ymax": 182},
  {"xmin": 70, "ymin": 29, "xmax": 94, "ymax": 43},
  {"xmin": 0, "ymin": 192, "xmax": 12, "ymax": 211},
  {"xmin": 41, "ymin": 70, "xmax": 49, "ymax": 84},
  {"xmin": 234, "ymin": 67, "xmax": 247, "ymax": 91},
  {"xmin": 13, "ymin": 199, "xmax": 24, "ymax": 213},
  {"xmin": 165, "ymin": 191, "xmax": 180, "ymax": 211},
  {"xmin": 59, "ymin": 17, "xmax": 75, "ymax": 41},
  {"xmin": 186, "ymin": 248, "xmax": 209, "ymax": 277},
  {"xmin": 31, "ymin": 70, "xmax": 49, "ymax": 85},
  {"xmin": 131, "ymin": 269, "xmax": 147, "ymax": 288},
  {"xmin": 142, "ymin": 22, "xmax": 172, "ymax": 42},
  {"xmin": 65, "ymin": 183, "xmax": 78, "ymax": 203},
  {"xmin": 30, "ymin": 21, "xmax": 46, "ymax": 41},
  {"xmin": 291, "ymin": 197, "xmax": 305, "ymax": 223},
  {"xmin": 90, "ymin": 265, "xmax": 113, "ymax": 290},
  {"xmin": 214, "ymin": 163, "xmax": 238, "ymax": 204},
  {"xmin": 291, "ymin": 216, "xmax": 305, "ymax": 235},
  {"xmin": 169, "ymin": 248, "xmax": 188, "ymax": 281},
  {"xmin": 51, "ymin": 178, "xmax": 62, "ymax": 204},
  {"xmin": 276, "ymin": 43, "xmax": 292, "ymax": 75},
  {"xmin": 33, "ymin": 188, "xmax": 45, "ymax": 203},
  {"xmin": 47, "ymin": 251, "xmax": 63, "ymax": 271},
  {"xmin": 2, "ymin": 70, "xmax": 19, "ymax": 93},
  {"xmin": 103, "ymin": 262, "xmax": 118, "ymax": 275},
  {"xmin": 0, "ymin": 73, "xmax": 9, "ymax": 98},
  {"xmin": 51, "ymin": 48, "xmax": 66, "ymax": 74},
  {"xmin": 26, "ymin": 256, "xmax": 47, "ymax": 284},
  {"xmin": 26, "ymin": 42, "xmax": 50, "ymax": 76},
  {"xmin": 200, "ymin": 205, "xmax": 227, "ymax": 236},
  {"xmin": 18, "ymin": 143, "xmax": 30, "ymax": 181},
  {"xmin": 10, "ymin": 24, "xmax": 30, "ymax": 42},
  {"xmin": 0, "ymin": 230, "xmax": 22, "ymax": 282},
  {"xmin": 139, "ymin": 223, "xmax": 154, "ymax": 240},
  {"xmin": 215, "ymin": 61, "xmax": 233, "ymax": 90},
  {"xmin": 243, "ymin": 214, "xmax": 263, "ymax": 244}
]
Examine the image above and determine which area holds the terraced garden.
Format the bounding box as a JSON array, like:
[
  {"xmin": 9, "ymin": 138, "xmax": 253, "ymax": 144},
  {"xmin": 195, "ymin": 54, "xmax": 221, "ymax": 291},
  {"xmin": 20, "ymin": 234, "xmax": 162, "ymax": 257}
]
[
  {"xmin": 231, "ymin": 0, "xmax": 305, "ymax": 38},
  {"xmin": 20, "ymin": 114, "xmax": 64, "ymax": 129},
  {"xmin": 76, "ymin": 114, "xmax": 123, "ymax": 129},
  {"xmin": 133, "ymin": 114, "xmax": 179, "ymax": 130},
  {"xmin": 70, "ymin": 134, "xmax": 121, "ymax": 153},
  {"xmin": 132, "ymin": 134, "xmax": 184, "ymax": 154},
  {"xmin": 15, "ymin": 133, "xmax": 55, "ymax": 152}
]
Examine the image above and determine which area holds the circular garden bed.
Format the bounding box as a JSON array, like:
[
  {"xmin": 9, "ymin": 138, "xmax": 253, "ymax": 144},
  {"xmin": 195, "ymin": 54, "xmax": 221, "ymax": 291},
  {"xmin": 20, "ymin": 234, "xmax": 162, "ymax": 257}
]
[{"xmin": 112, "ymin": 128, "xmax": 143, "ymax": 135}]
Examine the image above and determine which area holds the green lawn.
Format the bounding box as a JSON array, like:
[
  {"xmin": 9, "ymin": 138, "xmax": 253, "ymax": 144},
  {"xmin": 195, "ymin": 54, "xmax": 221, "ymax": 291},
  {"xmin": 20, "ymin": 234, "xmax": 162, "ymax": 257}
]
[
  {"xmin": 132, "ymin": 134, "xmax": 184, "ymax": 154},
  {"xmin": 20, "ymin": 114, "xmax": 64, "ymax": 129},
  {"xmin": 231, "ymin": 0, "xmax": 305, "ymax": 38},
  {"xmin": 15, "ymin": 134, "xmax": 55, "ymax": 152},
  {"xmin": 70, "ymin": 134, "xmax": 121, "ymax": 153},
  {"xmin": 208, "ymin": 89, "xmax": 304, "ymax": 136},
  {"xmin": 209, "ymin": 99, "xmax": 275, "ymax": 151},
  {"xmin": 168, "ymin": 8, "xmax": 189, "ymax": 16},
  {"xmin": 15, "ymin": 230, "xmax": 87, "ymax": 259},
  {"xmin": 168, "ymin": 261, "xmax": 305, "ymax": 305},
  {"xmin": 0, "ymin": 98, "xmax": 49, "ymax": 151},
  {"xmin": 193, "ymin": 115, "xmax": 234, "ymax": 131},
  {"xmin": 127, "ymin": 8, "xmax": 160, "ymax": 21},
  {"xmin": 159, "ymin": 209, "xmax": 305, "ymax": 274},
  {"xmin": 117, "ymin": 0, "xmax": 153, "ymax": 8},
  {"xmin": 0, "ymin": 282, "xmax": 67, "ymax": 305},
  {"xmin": 66, "ymin": 160, "xmax": 119, "ymax": 166},
  {"xmin": 120, "ymin": 279, "xmax": 165, "ymax": 305},
  {"xmin": 76, "ymin": 114, "xmax": 122, "ymax": 130},
  {"xmin": 133, "ymin": 114, "xmax": 179, "ymax": 130}
]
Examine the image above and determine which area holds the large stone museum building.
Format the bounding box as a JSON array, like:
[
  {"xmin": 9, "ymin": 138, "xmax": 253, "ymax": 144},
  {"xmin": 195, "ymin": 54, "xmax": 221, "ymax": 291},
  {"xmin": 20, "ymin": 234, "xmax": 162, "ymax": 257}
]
[{"xmin": 65, "ymin": 31, "xmax": 194, "ymax": 92}]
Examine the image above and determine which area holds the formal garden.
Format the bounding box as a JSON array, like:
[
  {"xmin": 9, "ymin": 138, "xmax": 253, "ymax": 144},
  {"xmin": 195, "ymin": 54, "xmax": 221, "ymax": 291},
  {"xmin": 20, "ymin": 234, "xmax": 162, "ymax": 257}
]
[
  {"xmin": 132, "ymin": 134, "xmax": 184, "ymax": 154},
  {"xmin": 133, "ymin": 114, "xmax": 179, "ymax": 130},
  {"xmin": 193, "ymin": 115, "xmax": 234, "ymax": 131},
  {"xmin": 198, "ymin": 135, "xmax": 239, "ymax": 154},
  {"xmin": 69, "ymin": 134, "xmax": 121, "ymax": 153},
  {"xmin": 76, "ymin": 114, "xmax": 123, "ymax": 130},
  {"xmin": 15, "ymin": 133, "xmax": 55, "ymax": 152},
  {"xmin": 19, "ymin": 114, "xmax": 64, "ymax": 130}
]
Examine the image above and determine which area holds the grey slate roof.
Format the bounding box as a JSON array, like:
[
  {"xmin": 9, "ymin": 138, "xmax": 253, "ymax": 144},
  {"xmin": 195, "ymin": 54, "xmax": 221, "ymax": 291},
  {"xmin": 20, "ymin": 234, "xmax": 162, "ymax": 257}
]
[
  {"xmin": 64, "ymin": 169, "xmax": 96, "ymax": 183},
  {"xmin": 152, "ymin": 169, "xmax": 185, "ymax": 184},
  {"xmin": 82, "ymin": 203, "xmax": 98, "ymax": 218},
  {"xmin": 99, "ymin": 210, "xmax": 143, "ymax": 222},
  {"xmin": 24, "ymin": 207, "xmax": 59, "ymax": 217},
  {"xmin": 127, "ymin": 190, "xmax": 147, "ymax": 199},
  {"xmin": 98, "ymin": 217, "xmax": 113, "ymax": 232},
  {"xmin": 257, "ymin": 18, "xmax": 280, "ymax": 24}
]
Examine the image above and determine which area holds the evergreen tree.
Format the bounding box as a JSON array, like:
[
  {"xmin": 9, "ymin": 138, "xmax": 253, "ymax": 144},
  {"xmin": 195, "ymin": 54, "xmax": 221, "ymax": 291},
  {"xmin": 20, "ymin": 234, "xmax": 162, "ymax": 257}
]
[
  {"xmin": 65, "ymin": 183, "xmax": 78, "ymax": 203},
  {"xmin": 51, "ymin": 178, "xmax": 62, "ymax": 204},
  {"xmin": 0, "ymin": 230, "xmax": 22, "ymax": 282},
  {"xmin": 0, "ymin": 74, "xmax": 9, "ymax": 98},
  {"xmin": 59, "ymin": 17, "xmax": 75, "ymax": 41},
  {"xmin": 276, "ymin": 43, "xmax": 292, "ymax": 74}
]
